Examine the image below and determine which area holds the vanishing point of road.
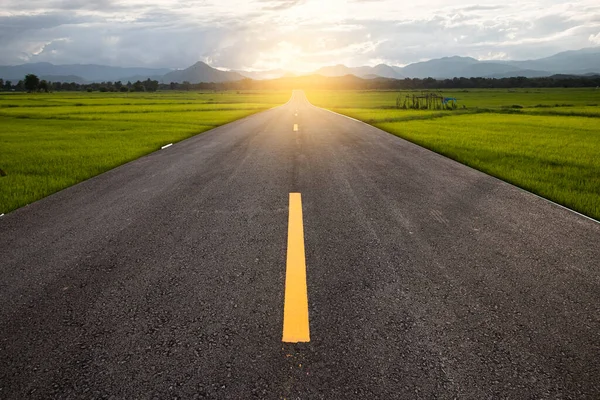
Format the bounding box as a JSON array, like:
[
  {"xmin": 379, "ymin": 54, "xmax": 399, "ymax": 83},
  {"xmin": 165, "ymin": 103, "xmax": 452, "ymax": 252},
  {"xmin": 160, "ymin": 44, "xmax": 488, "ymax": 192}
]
[{"xmin": 1, "ymin": 91, "xmax": 599, "ymax": 399}]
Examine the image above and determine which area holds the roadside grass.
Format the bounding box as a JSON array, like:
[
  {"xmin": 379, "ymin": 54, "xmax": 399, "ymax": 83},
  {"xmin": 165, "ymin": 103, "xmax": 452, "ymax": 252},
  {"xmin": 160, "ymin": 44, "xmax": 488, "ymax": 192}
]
[
  {"xmin": 307, "ymin": 89, "xmax": 600, "ymax": 221},
  {"xmin": 0, "ymin": 91, "xmax": 287, "ymax": 214},
  {"xmin": 307, "ymin": 88, "xmax": 600, "ymax": 109}
]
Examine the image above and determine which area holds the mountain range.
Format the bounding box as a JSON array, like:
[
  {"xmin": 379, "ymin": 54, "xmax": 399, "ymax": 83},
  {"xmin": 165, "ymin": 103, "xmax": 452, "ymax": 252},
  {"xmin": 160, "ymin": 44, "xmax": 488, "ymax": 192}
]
[
  {"xmin": 0, "ymin": 62, "xmax": 170, "ymax": 83},
  {"xmin": 162, "ymin": 62, "xmax": 246, "ymax": 84},
  {"xmin": 313, "ymin": 64, "xmax": 403, "ymax": 79},
  {"xmin": 1, "ymin": 48, "xmax": 599, "ymax": 84},
  {"xmin": 306, "ymin": 48, "xmax": 600, "ymax": 80}
]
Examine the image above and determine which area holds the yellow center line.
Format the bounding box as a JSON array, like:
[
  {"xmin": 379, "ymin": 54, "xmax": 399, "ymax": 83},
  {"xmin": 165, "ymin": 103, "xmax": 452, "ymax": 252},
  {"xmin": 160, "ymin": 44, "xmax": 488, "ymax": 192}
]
[
  {"xmin": 282, "ymin": 193, "xmax": 310, "ymax": 343},
  {"xmin": 293, "ymin": 124, "xmax": 298, "ymax": 132}
]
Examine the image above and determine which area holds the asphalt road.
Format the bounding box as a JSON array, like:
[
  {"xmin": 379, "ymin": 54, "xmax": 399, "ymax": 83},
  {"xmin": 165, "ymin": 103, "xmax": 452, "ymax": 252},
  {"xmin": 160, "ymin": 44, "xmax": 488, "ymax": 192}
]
[{"xmin": 1, "ymin": 90, "xmax": 599, "ymax": 399}]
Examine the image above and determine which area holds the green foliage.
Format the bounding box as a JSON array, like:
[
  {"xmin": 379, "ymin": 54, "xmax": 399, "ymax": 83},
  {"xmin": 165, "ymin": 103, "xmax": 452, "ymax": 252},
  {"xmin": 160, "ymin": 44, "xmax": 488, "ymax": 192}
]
[
  {"xmin": 38, "ymin": 80, "xmax": 49, "ymax": 93},
  {"xmin": 0, "ymin": 91, "xmax": 288, "ymax": 213},
  {"xmin": 307, "ymin": 88, "xmax": 600, "ymax": 220},
  {"xmin": 24, "ymin": 74, "xmax": 40, "ymax": 92},
  {"xmin": 143, "ymin": 79, "xmax": 159, "ymax": 92},
  {"xmin": 132, "ymin": 81, "xmax": 145, "ymax": 92}
]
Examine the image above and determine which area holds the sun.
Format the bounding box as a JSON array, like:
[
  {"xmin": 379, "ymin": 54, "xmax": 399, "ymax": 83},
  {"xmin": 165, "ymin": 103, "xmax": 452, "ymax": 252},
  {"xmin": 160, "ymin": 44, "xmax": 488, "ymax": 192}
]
[{"xmin": 255, "ymin": 41, "xmax": 305, "ymax": 72}]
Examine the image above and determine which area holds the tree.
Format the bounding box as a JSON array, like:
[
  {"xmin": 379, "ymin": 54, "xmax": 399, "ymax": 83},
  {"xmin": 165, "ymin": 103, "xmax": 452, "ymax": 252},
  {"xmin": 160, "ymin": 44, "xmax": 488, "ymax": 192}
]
[
  {"xmin": 143, "ymin": 78, "xmax": 159, "ymax": 92},
  {"xmin": 4, "ymin": 80, "xmax": 12, "ymax": 91},
  {"xmin": 0, "ymin": 79, "xmax": 3, "ymax": 90},
  {"xmin": 24, "ymin": 74, "xmax": 40, "ymax": 92},
  {"xmin": 132, "ymin": 80, "xmax": 145, "ymax": 92},
  {"xmin": 38, "ymin": 80, "xmax": 49, "ymax": 93}
]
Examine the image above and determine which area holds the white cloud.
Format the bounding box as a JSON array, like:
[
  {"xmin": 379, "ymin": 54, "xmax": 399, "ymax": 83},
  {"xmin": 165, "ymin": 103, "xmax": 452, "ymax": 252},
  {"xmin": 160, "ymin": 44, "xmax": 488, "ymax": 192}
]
[
  {"xmin": 477, "ymin": 51, "xmax": 508, "ymax": 61},
  {"xmin": 0, "ymin": 0, "xmax": 599, "ymax": 70}
]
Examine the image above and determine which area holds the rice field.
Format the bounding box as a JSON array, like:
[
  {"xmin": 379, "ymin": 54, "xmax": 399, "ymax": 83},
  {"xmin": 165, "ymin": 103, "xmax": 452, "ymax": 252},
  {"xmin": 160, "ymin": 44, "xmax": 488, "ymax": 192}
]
[
  {"xmin": 2, "ymin": 88, "xmax": 599, "ymax": 220},
  {"xmin": 0, "ymin": 91, "xmax": 288, "ymax": 214},
  {"xmin": 306, "ymin": 88, "xmax": 600, "ymax": 220}
]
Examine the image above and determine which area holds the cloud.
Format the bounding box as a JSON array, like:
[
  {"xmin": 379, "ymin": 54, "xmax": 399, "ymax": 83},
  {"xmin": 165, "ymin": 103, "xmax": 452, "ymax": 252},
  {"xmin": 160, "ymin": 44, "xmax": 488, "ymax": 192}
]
[
  {"xmin": 0, "ymin": 13, "xmax": 98, "ymax": 32},
  {"xmin": 0, "ymin": 0, "xmax": 599, "ymax": 70},
  {"xmin": 257, "ymin": 0, "xmax": 307, "ymax": 11},
  {"xmin": 460, "ymin": 5, "xmax": 505, "ymax": 12}
]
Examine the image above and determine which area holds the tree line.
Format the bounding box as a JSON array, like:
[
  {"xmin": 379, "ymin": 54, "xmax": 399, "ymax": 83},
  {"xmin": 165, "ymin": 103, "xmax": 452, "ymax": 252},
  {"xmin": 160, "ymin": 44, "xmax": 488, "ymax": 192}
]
[
  {"xmin": 1, "ymin": 73, "xmax": 599, "ymax": 92},
  {"xmin": 0, "ymin": 74, "xmax": 160, "ymax": 92}
]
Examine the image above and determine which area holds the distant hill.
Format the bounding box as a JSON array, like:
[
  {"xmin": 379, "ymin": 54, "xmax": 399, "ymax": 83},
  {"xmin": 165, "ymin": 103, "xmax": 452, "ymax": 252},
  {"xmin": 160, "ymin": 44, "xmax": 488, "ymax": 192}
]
[
  {"xmin": 310, "ymin": 48, "xmax": 600, "ymax": 79},
  {"xmin": 370, "ymin": 64, "xmax": 404, "ymax": 79},
  {"xmin": 1, "ymin": 47, "xmax": 598, "ymax": 83},
  {"xmin": 399, "ymin": 56, "xmax": 479, "ymax": 78},
  {"xmin": 216, "ymin": 73, "xmax": 600, "ymax": 91},
  {"xmin": 484, "ymin": 69, "xmax": 551, "ymax": 79},
  {"xmin": 0, "ymin": 62, "xmax": 170, "ymax": 82},
  {"xmin": 235, "ymin": 69, "xmax": 292, "ymax": 80},
  {"xmin": 0, "ymin": 61, "xmax": 244, "ymax": 84},
  {"xmin": 505, "ymin": 48, "xmax": 600, "ymax": 74},
  {"xmin": 39, "ymin": 75, "xmax": 88, "ymax": 84},
  {"xmin": 314, "ymin": 64, "xmax": 403, "ymax": 79},
  {"xmin": 120, "ymin": 74, "xmax": 166, "ymax": 83},
  {"xmin": 460, "ymin": 62, "xmax": 524, "ymax": 78},
  {"xmin": 162, "ymin": 62, "xmax": 245, "ymax": 83},
  {"xmin": 313, "ymin": 57, "xmax": 526, "ymax": 79}
]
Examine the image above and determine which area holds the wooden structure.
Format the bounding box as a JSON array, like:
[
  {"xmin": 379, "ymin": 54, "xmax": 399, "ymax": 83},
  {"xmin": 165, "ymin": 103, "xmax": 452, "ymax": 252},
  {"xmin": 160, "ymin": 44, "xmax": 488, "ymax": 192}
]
[{"xmin": 396, "ymin": 92, "xmax": 458, "ymax": 110}]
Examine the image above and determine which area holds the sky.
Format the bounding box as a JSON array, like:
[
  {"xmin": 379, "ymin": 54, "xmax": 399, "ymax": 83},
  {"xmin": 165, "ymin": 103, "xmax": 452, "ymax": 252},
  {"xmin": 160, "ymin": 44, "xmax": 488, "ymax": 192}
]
[{"xmin": 1, "ymin": 0, "xmax": 599, "ymax": 72}]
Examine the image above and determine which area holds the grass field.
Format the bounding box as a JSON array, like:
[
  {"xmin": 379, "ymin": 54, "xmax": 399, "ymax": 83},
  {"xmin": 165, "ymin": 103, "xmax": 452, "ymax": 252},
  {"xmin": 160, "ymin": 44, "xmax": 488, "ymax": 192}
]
[
  {"xmin": 0, "ymin": 91, "xmax": 288, "ymax": 214},
  {"xmin": 306, "ymin": 88, "xmax": 600, "ymax": 221}
]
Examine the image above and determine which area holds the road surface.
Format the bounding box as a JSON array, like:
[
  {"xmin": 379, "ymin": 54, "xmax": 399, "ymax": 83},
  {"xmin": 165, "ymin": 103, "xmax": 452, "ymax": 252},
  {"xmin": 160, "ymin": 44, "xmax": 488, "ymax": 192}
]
[{"xmin": 1, "ymin": 91, "xmax": 599, "ymax": 399}]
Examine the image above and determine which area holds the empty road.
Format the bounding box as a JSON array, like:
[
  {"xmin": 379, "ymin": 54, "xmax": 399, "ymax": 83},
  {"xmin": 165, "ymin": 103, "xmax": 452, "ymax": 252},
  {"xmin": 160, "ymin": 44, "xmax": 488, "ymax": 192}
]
[{"xmin": 1, "ymin": 91, "xmax": 599, "ymax": 399}]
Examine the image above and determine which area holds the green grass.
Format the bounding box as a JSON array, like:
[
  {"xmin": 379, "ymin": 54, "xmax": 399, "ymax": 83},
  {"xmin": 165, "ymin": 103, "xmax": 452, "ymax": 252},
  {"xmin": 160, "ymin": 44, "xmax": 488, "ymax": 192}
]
[
  {"xmin": 307, "ymin": 88, "xmax": 600, "ymax": 109},
  {"xmin": 306, "ymin": 89, "xmax": 600, "ymax": 221},
  {"xmin": 0, "ymin": 91, "xmax": 288, "ymax": 214}
]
